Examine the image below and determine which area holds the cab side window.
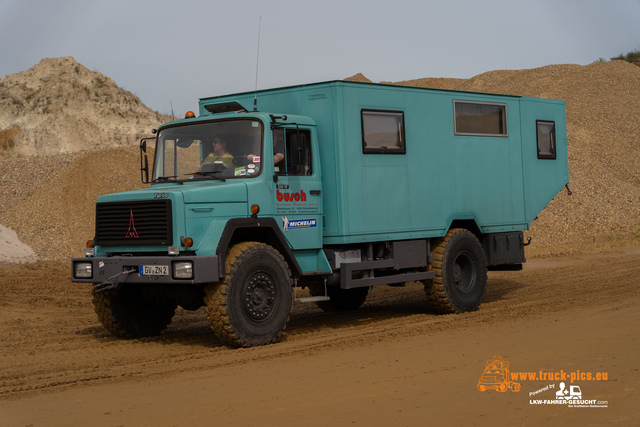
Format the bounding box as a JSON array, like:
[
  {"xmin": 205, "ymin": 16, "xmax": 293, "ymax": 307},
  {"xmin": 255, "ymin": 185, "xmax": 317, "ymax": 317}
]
[{"xmin": 283, "ymin": 129, "xmax": 312, "ymax": 176}]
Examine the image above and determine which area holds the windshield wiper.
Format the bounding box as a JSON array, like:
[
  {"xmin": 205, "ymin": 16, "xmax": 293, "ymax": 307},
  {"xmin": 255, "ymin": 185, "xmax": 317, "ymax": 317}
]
[
  {"xmin": 187, "ymin": 171, "xmax": 226, "ymax": 181},
  {"xmin": 152, "ymin": 176, "xmax": 184, "ymax": 185}
]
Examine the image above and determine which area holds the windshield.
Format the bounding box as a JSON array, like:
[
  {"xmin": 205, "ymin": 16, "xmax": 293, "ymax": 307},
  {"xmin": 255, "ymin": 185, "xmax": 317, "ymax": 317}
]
[{"xmin": 152, "ymin": 119, "xmax": 263, "ymax": 182}]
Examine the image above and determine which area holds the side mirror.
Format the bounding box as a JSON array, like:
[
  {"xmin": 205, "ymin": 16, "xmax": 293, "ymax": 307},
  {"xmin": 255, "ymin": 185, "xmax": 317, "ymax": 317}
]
[{"xmin": 140, "ymin": 138, "xmax": 154, "ymax": 184}]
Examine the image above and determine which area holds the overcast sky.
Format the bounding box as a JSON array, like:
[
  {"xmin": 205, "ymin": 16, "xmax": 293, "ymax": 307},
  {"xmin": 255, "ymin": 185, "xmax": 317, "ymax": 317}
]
[{"xmin": 1, "ymin": 0, "xmax": 639, "ymax": 116}]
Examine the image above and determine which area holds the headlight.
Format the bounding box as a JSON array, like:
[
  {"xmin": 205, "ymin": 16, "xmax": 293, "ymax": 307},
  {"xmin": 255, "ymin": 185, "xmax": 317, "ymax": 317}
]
[
  {"xmin": 172, "ymin": 262, "xmax": 193, "ymax": 279},
  {"xmin": 75, "ymin": 262, "xmax": 93, "ymax": 279}
]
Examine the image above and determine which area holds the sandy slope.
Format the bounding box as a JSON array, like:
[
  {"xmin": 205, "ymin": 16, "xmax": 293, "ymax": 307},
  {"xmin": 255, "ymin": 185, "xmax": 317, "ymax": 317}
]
[
  {"xmin": 0, "ymin": 57, "xmax": 168, "ymax": 156},
  {"xmin": 0, "ymin": 225, "xmax": 35, "ymax": 264},
  {"xmin": 2, "ymin": 60, "xmax": 640, "ymax": 263}
]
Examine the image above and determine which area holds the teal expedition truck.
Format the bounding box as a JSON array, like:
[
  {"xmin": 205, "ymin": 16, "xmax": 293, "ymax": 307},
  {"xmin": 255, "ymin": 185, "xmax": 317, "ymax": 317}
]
[{"xmin": 72, "ymin": 81, "xmax": 569, "ymax": 347}]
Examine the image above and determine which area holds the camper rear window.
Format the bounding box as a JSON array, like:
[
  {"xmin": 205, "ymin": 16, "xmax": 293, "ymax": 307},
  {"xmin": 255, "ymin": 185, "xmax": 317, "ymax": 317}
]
[
  {"xmin": 361, "ymin": 110, "xmax": 406, "ymax": 154},
  {"xmin": 454, "ymin": 101, "xmax": 507, "ymax": 136},
  {"xmin": 536, "ymin": 120, "xmax": 556, "ymax": 159}
]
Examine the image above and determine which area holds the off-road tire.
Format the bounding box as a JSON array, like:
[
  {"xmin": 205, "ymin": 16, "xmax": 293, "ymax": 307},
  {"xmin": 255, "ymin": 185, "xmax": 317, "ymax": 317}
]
[
  {"xmin": 424, "ymin": 228, "xmax": 487, "ymax": 313},
  {"xmin": 307, "ymin": 282, "xmax": 369, "ymax": 312},
  {"xmin": 92, "ymin": 286, "xmax": 177, "ymax": 338},
  {"xmin": 204, "ymin": 242, "xmax": 292, "ymax": 348}
]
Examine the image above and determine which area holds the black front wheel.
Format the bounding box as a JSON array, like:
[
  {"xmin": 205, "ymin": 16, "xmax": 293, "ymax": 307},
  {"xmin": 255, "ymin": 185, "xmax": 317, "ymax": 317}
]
[
  {"xmin": 424, "ymin": 228, "xmax": 487, "ymax": 313},
  {"xmin": 92, "ymin": 286, "xmax": 177, "ymax": 338},
  {"xmin": 204, "ymin": 242, "xmax": 292, "ymax": 347}
]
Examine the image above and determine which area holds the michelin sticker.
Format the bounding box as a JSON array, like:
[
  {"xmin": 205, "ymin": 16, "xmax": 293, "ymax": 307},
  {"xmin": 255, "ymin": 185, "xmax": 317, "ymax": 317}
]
[{"xmin": 282, "ymin": 216, "xmax": 317, "ymax": 231}]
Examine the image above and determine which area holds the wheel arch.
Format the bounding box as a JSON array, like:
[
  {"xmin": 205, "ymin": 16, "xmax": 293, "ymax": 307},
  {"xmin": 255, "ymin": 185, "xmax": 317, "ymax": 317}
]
[
  {"xmin": 216, "ymin": 217, "xmax": 302, "ymax": 280},
  {"xmin": 446, "ymin": 218, "xmax": 482, "ymax": 240},
  {"xmin": 445, "ymin": 219, "xmax": 487, "ymax": 263}
]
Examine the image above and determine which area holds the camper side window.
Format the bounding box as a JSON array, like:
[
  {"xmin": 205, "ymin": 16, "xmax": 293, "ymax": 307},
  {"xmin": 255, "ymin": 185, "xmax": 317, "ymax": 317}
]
[
  {"xmin": 361, "ymin": 110, "xmax": 406, "ymax": 154},
  {"xmin": 454, "ymin": 101, "xmax": 507, "ymax": 136},
  {"xmin": 536, "ymin": 120, "xmax": 556, "ymax": 159}
]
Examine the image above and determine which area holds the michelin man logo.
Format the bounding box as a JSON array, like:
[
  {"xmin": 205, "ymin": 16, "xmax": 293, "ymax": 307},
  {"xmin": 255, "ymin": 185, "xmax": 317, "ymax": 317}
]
[{"xmin": 282, "ymin": 216, "xmax": 316, "ymax": 231}]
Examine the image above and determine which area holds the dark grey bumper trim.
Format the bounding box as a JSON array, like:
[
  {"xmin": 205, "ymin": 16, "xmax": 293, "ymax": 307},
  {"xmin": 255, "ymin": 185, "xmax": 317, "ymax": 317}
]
[{"xmin": 71, "ymin": 255, "xmax": 219, "ymax": 286}]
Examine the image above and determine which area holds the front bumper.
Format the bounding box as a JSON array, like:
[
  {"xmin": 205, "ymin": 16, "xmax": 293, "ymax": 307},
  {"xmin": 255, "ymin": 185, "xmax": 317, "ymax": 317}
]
[{"xmin": 71, "ymin": 255, "xmax": 220, "ymax": 286}]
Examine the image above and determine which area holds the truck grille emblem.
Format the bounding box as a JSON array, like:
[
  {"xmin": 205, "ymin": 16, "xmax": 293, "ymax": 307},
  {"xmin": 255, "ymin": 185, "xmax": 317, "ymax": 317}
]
[{"xmin": 126, "ymin": 209, "xmax": 139, "ymax": 238}]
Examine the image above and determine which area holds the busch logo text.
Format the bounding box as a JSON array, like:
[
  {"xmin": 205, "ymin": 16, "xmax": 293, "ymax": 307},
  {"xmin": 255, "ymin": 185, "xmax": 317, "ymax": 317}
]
[{"xmin": 277, "ymin": 189, "xmax": 307, "ymax": 202}]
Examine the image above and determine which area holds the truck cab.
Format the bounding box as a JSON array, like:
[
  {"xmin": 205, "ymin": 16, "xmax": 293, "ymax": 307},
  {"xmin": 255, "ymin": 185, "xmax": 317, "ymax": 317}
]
[{"xmin": 73, "ymin": 111, "xmax": 327, "ymax": 347}]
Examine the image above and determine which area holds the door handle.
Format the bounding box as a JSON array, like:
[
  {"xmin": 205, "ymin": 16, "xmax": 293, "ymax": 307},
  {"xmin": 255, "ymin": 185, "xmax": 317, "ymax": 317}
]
[{"xmin": 310, "ymin": 190, "xmax": 321, "ymax": 195}]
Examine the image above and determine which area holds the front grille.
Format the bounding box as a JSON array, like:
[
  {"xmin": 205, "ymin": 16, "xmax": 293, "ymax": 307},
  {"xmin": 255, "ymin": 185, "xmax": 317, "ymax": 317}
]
[{"xmin": 94, "ymin": 200, "xmax": 173, "ymax": 246}]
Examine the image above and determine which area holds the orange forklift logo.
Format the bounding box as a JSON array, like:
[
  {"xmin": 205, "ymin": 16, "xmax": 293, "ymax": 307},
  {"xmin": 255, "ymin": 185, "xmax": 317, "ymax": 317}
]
[{"xmin": 478, "ymin": 356, "xmax": 521, "ymax": 392}]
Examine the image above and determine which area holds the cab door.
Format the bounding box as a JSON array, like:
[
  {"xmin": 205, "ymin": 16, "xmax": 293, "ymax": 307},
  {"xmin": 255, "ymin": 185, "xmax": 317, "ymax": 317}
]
[{"xmin": 272, "ymin": 127, "xmax": 322, "ymax": 250}]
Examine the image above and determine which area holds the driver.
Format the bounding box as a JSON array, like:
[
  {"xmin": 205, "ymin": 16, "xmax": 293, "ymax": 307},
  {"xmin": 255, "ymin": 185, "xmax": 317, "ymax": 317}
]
[
  {"xmin": 247, "ymin": 129, "xmax": 284, "ymax": 166},
  {"xmin": 200, "ymin": 135, "xmax": 233, "ymax": 170}
]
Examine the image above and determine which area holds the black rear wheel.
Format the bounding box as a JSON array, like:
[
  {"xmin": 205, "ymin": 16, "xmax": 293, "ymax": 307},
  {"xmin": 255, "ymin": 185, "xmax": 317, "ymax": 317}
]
[{"xmin": 424, "ymin": 228, "xmax": 487, "ymax": 313}]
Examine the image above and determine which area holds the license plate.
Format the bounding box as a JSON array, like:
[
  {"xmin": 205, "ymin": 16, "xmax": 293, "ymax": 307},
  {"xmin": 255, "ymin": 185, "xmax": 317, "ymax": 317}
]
[{"xmin": 140, "ymin": 265, "xmax": 168, "ymax": 276}]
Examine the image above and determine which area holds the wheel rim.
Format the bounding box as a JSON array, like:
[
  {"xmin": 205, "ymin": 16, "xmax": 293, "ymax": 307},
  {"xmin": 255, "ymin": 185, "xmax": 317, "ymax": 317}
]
[
  {"xmin": 452, "ymin": 251, "xmax": 477, "ymax": 294},
  {"xmin": 243, "ymin": 271, "xmax": 277, "ymax": 322}
]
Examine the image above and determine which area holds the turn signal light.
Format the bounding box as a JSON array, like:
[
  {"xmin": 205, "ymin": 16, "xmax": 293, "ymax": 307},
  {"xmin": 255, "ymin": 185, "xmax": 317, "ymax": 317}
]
[
  {"xmin": 251, "ymin": 204, "xmax": 260, "ymax": 215},
  {"xmin": 185, "ymin": 111, "xmax": 196, "ymax": 118},
  {"xmin": 183, "ymin": 237, "xmax": 193, "ymax": 248},
  {"xmin": 86, "ymin": 240, "xmax": 95, "ymax": 248}
]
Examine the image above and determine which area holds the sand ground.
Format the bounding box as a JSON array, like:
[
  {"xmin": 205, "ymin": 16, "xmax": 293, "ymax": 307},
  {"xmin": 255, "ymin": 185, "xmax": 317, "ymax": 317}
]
[{"xmin": 1, "ymin": 245, "xmax": 638, "ymax": 426}]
